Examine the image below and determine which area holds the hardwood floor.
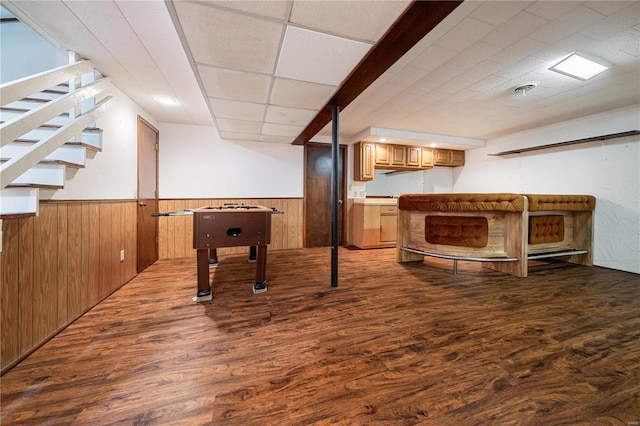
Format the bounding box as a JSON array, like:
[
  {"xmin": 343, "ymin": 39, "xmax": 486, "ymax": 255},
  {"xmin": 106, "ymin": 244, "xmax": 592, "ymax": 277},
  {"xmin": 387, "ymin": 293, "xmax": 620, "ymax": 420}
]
[{"xmin": 1, "ymin": 248, "xmax": 639, "ymax": 425}]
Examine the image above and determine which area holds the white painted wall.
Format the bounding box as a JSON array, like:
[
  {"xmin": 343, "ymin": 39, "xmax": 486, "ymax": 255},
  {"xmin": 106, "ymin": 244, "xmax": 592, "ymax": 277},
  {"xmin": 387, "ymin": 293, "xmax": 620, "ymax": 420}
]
[
  {"xmin": 365, "ymin": 167, "xmax": 454, "ymax": 197},
  {"xmin": 0, "ymin": 18, "xmax": 66, "ymax": 83},
  {"xmin": 454, "ymin": 106, "xmax": 640, "ymax": 274},
  {"xmin": 44, "ymin": 84, "xmax": 157, "ymax": 200},
  {"xmin": 158, "ymin": 123, "xmax": 304, "ymax": 199}
]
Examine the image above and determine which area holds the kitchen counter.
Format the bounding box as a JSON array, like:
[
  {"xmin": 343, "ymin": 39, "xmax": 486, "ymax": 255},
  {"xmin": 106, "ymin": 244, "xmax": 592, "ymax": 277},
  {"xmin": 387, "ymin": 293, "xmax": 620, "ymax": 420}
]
[{"xmin": 353, "ymin": 198, "xmax": 398, "ymax": 206}]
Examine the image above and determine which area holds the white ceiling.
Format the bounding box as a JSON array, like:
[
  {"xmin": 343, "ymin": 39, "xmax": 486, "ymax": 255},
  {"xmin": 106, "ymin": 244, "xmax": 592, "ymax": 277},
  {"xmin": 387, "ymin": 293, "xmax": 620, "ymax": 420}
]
[{"xmin": 3, "ymin": 1, "xmax": 639, "ymax": 151}]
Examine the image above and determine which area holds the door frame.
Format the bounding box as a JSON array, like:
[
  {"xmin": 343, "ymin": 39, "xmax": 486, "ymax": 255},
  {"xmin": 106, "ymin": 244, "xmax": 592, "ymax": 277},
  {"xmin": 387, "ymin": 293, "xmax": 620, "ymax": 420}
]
[
  {"xmin": 303, "ymin": 142, "xmax": 348, "ymax": 247},
  {"xmin": 136, "ymin": 116, "xmax": 159, "ymax": 272}
]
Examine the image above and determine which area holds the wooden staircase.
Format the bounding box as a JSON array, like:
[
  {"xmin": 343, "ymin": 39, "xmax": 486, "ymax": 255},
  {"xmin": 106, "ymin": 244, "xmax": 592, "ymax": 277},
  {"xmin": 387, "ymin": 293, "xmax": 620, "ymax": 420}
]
[{"xmin": 0, "ymin": 60, "xmax": 112, "ymax": 218}]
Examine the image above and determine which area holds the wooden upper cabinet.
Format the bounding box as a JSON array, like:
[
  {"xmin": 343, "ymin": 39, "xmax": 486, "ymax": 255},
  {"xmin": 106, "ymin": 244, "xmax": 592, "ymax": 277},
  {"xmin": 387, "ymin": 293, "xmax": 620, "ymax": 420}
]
[
  {"xmin": 354, "ymin": 142, "xmax": 375, "ymax": 181},
  {"xmin": 391, "ymin": 145, "xmax": 406, "ymax": 166},
  {"xmin": 421, "ymin": 148, "xmax": 434, "ymax": 168},
  {"xmin": 433, "ymin": 149, "xmax": 465, "ymax": 166},
  {"xmin": 374, "ymin": 144, "xmax": 391, "ymax": 166},
  {"xmin": 451, "ymin": 150, "xmax": 465, "ymax": 166},
  {"xmin": 406, "ymin": 146, "xmax": 422, "ymax": 168}
]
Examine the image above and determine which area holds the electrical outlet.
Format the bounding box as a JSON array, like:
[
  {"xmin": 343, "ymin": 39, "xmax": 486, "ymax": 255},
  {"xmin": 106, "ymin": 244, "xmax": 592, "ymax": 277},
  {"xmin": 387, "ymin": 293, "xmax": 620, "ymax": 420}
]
[{"xmin": 120, "ymin": 249, "xmax": 125, "ymax": 262}]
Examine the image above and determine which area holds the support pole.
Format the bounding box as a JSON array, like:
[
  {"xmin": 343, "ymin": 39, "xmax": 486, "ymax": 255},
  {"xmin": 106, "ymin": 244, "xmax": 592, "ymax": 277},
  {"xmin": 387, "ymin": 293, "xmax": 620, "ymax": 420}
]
[{"xmin": 331, "ymin": 104, "xmax": 339, "ymax": 287}]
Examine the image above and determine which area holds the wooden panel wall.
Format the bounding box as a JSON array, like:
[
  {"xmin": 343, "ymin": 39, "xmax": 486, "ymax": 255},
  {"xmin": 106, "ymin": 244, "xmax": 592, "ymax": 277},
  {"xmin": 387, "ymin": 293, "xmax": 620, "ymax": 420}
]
[
  {"xmin": 1, "ymin": 201, "xmax": 137, "ymax": 373},
  {"xmin": 158, "ymin": 198, "xmax": 304, "ymax": 259}
]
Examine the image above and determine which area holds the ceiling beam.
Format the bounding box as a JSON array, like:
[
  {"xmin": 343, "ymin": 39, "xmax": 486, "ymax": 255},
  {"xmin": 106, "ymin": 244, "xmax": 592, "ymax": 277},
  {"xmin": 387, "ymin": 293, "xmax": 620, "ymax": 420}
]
[{"xmin": 292, "ymin": 0, "xmax": 464, "ymax": 146}]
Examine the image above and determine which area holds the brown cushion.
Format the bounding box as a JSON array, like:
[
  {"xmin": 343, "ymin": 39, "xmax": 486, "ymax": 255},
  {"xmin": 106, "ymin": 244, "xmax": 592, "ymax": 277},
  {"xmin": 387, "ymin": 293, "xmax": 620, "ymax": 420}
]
[
  {"xmin": 529, "ymin": 215, "xmax": 564, "ymax": 244},
  {"xmin": 425, "ymin": 216, "xmax": 488, "ymax": 248},
  {"xmin": 399, "ymin": 193, "xmax": 525, "ymax": 212},
  {"xmin": 526, "ymin": 194, "xmax": 595, "ymax": 212}
]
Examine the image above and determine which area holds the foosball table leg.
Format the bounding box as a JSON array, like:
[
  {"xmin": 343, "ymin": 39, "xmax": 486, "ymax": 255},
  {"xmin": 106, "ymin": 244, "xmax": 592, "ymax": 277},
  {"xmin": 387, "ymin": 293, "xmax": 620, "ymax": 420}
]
[{"xmin": 193, "ymin": 249, "xmax": 212, "ymax": 302}]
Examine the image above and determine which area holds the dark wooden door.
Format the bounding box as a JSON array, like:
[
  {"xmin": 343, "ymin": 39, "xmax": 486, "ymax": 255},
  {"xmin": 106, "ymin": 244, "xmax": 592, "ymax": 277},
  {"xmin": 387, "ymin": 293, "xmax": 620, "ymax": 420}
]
[
  {"xmin": 137, "ymin": 117, "xmax": 159, "ymax": 272},
  {"xmin": 305, "ymin": 143, "xmax": 346, "ymax": 247}
]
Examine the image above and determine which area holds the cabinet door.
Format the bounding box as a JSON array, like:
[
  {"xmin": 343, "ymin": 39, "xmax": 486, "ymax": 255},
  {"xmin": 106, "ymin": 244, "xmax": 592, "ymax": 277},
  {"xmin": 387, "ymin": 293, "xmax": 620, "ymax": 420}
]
[
  {"xmin": 391, "ymin": 145, "xmax": 406, "ymax": 166},
  {"xmin": 354, "ymin": 142, "xmax": 375, "ymax": 181},
  {"xmin": 433, "ymin": 149, "xmax": 452, "ymax": 165},
  {"xmin": 406, "ymin": 146, "xmax": 421, "ymax": 167},
  {"xmin": 380, "ymin": 213, "xmax": 397, "ymax": 243},
  {"xmin": 421, "ymin": 148, "xmax": 433, "ymax": 167},
  {"xmin": 375, "ymin": 144, "xmax": 391, "ymax": 166},
  {"xmin": 451, "ymin": 150, "xmax": 465, "ymax": 166}
]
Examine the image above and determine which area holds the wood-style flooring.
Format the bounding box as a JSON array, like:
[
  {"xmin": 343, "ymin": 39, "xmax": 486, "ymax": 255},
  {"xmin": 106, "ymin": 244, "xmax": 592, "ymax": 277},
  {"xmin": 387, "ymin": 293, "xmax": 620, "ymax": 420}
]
[{"xmin": 1, "ymin": 247, "xmax": 639, "ymax": 425}]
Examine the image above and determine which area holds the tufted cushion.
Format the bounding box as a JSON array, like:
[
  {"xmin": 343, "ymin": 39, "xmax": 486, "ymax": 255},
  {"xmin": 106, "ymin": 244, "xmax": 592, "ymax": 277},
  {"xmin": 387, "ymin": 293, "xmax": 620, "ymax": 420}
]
[
  {"xmin": 526, "ymin": 194, "xmax": 595, "ymax": 212},
  {"xmin": 529, "ymin": 215, "xmax": 565, "ymax": 244},
  {"xmin": 399, "ymin": 193, "xmax": 525, "ymax": 212},
  {"xmin": 424, "ymin": 216, "xmax": 488, "ymax": 248}
]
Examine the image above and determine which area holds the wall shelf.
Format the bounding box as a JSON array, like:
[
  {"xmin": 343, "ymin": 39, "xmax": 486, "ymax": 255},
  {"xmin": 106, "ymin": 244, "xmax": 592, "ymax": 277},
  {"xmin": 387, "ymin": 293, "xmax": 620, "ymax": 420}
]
[{"xmin": 488, "ymin": 130, "xmax": 640, "ymax": 156}]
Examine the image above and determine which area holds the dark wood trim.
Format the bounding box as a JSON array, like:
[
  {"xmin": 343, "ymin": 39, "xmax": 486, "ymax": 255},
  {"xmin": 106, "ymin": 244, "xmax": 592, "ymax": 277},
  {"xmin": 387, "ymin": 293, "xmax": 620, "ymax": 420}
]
[{"xmin": 292, "ymin": 1, "xmax": 463, "ymax": 145}]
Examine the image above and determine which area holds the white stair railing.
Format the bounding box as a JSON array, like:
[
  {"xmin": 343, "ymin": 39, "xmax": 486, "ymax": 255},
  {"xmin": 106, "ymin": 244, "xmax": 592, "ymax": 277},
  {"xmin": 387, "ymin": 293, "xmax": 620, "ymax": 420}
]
[
  {"xmin": 0, "ymin": 60, "xmax": 112, "ymax": 216},
  {"xmin": 0, "ymin": 60, "xmax": 93, "ymax": 105}
]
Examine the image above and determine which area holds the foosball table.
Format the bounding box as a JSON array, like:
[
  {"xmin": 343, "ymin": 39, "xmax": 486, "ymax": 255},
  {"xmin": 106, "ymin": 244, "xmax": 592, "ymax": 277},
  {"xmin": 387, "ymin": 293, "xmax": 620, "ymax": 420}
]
[
  {"xmin": 152, "ymin": 204, "xmax": 275, "ymax": 302},
  {"xmin": 191, "ymin": 204, "xmax": 273, "ymax": 301}
]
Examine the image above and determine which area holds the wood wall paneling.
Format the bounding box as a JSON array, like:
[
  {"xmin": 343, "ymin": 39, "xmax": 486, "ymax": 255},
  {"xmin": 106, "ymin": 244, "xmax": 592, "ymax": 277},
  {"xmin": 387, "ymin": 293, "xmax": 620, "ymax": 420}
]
[
  {"xmin": 1, "ymin": 201, "xmax": 138, "ymax": 374},
  {"xmin": 57, "ymin": 204, "xmax": 69, "ymax": 327},
  {"xmin": 156, "ymin": 198, "xmax": 304, "ymax": 260},
  {"xmin": 35, "ymin": 204, "xmax": 57, "ymax": 343},
  {"xmin": 68, "ymin": 204, "xmax": 83, "ymax": 320},
  {"xmin": 19, "ymin": 217, "xmax": 35, "ymax": 355},
  {"xmin": 1, "ymin": 220, "xmax": 20, "ymax": 368}
]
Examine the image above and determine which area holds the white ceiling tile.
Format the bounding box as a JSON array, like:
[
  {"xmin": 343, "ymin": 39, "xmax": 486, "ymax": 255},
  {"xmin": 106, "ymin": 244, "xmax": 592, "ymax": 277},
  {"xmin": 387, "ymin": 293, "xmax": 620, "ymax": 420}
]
[
  {"xmin": 216, "ymin": 118, "xmax": 262, "ymax": 134},
  {"xmin": 489, "ymin": 37, "xmax": 547, "ymax": 66},
  {"xmin": 116, "ymin": 1, "xmax": 175, "ymax": 37},
  {"xmin": 207, "ymin": 1, "xmax": 289, "ymax": 20},
  {"xmin": 262, "ymin": 122, "xmax": 305, "ymax": 137},
  {"xmin": 289, "ymin": 1, "xmax": 411, "ymax": 43},
  {"xmin": 265, "ymin": 106, "xmax": 317, "ymax": 126},
  {"xmin": 219, "ymin": 131, "xmax": 261, "ymax": 141},
  {"xmin": 525, "ymin": 1, "xmax": 582, "ymax": 20},
  {"xmin": 532, "ymin": 33, "xmax": 601, "ymax": 63},
  {"xmin": 580, "ymin": 3, "xmax": 640, "ymax": 41},
  {"xmin": 259, "ymin": 134, "xmax": 295, "ymax": 144},
  {"xmin": 435, "ymin": 17, "xmax": 496, "ymax": 52},
  {"xmin": 270, "ymin": 78, "xmax": 336, "ymax": 110},
  {"xmin": 411, "ymin": 45, "xmax": 459, "ymax": 72},
  {"xmin": 481, "ymin": 11, "xmax": 550, "ymax": 48},
  {"xmin": 470, "ymin": 1, "xmax": 533, "ymax": 26},
  {"xmin": 199, "ymin": 66, "xmax": 271, "ymax": 104},
  {"xmin": 174, "ymin": 2, "xmax": 283, "ymax": 73},
  {"xmin": 468, "ymin": 75, "xmax": 512, "ymax": 92},
  {"xmin": 209, "ymin": 98, "xmax": 266, "ymax": 121},
  {"xmin": 275, "ymin": 26, "xmax": 371, "ymax": 86},
  {"xmin": 529, "ymin": 6, "xmax": 606, "ymax": 44},
  {"xmin": 449, "ymin": 41, "xmax": 503, "ymax": 68}
]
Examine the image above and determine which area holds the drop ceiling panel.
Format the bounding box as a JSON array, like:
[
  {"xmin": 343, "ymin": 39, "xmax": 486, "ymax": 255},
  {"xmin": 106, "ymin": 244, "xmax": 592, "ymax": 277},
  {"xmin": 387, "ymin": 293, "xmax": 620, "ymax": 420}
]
[
  {"xmin": 289, "ymin": 0, "xmax": 411, "ymax": 43},
  {"xmin": 209, "ymin": 98, "xmax": 266, "ymax": 121},
  {"xmin": 270, "ymin": 78, "xmax": 336, "ymax": 110},
  {"xmin": 470, "ymin": 1, "xmax": 532, "ymax": 26},
  {"xmin": 435, "ymin": 17, "xmax": 496, "ymax": 52},
  {"xmin": 199, "ymin": 66, "xmax": 271, "ymax": 104},
  {"xmin": 262, "ymin": 122, "xmax": 305, "ymax": 137},
  {"xmin": 529, "ymin": 6, "xmax": 605, "ymax": 44},
  {"xmin": 265, "ymin": 106, "xmax": 317, "ymax": 126},
  {"xmin": 174, "ymin": 2, "xmax": 283, "ymax": 73},
  {"xmin": 208, "ymin": 0, "xmax": 289, "ymax": 20},
  {"xmin": 275, "ymin": 26, "xmax": 372, "ymax": 86},
  {"xmin": 216, "ymin": 118, "xmax": 262, "ymax": 134}
]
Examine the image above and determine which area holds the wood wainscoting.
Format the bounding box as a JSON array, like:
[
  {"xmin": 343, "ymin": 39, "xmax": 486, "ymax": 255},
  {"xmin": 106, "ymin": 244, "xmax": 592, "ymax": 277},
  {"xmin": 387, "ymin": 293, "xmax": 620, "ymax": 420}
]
[
  {"xmin": 157, "ymin": 198, "xmax": 304, "ymax": 259},
  {"xmin": 0, "ymin": 201, "xmax": 138, "ymax": 374}
]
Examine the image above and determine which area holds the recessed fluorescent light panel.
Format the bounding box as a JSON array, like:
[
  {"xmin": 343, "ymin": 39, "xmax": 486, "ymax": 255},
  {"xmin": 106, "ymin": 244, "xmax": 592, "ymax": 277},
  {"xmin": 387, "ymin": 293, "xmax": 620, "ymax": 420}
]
[{"xmin": 549, "ymin": 53, "xmax": 608, "ymax": 81}]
